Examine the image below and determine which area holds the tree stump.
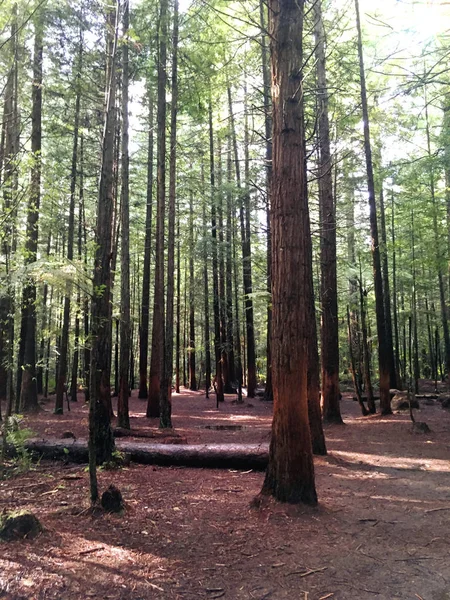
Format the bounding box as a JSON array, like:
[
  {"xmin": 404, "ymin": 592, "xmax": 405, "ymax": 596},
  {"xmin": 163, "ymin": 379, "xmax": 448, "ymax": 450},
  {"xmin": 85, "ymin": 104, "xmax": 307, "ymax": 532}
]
[
  {"xmin": 0, "ymin": 511, "xmax": 42, "ymax": 541},
  {"xmin": 101, "ymin": 485, "xmax": 124, "ymax": 513}
]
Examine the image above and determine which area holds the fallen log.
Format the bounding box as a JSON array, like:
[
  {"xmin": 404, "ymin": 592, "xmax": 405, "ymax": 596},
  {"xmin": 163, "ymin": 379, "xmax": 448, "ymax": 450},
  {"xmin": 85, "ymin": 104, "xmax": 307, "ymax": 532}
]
[{"xmin": 18, "ymin": 438, "xmax": 269, "ymax": 471}]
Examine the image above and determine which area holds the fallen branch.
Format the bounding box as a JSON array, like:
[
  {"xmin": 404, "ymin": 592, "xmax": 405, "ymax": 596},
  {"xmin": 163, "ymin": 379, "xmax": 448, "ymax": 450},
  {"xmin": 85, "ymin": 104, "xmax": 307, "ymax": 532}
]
[
  {"xmin": 286, "ymin": 567, "xmax": 327, "ymax": 578},
  {"xmin": 425, "ymin": 506, "xmax": 450, "ymax": 514}
]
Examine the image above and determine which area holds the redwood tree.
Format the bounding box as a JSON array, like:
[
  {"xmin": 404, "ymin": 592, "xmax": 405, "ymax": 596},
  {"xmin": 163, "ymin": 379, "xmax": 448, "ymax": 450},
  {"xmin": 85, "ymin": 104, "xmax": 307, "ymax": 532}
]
[{"xmin": 261, "ymin": 0, "xmax": 317, "ymax": 505}]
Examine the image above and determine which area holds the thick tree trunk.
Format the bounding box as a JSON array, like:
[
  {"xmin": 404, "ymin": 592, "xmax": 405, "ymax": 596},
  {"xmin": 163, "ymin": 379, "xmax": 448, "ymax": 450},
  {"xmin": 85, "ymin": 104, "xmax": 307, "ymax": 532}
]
[
  {"xmin": 261, "ymin": 0, "xmax": 317, "ymax": 505},
  {"xmin": 314, "ymin": 0, "xmax": 342, "ymax": 424},
  {"xmin": 138, "ymin": 90, "xmax": 154, "ymax": 399},
  {"xmin": 355, "ymin": 0, "xmax": 391, "ymax": 414},
  {"xmin": 89, "ymin": 5, "xmax": 119, "ymax": 494},
  {"xmin": 147, "ymin": 0, "xmax": 168, "ymax": 419},
  {"xmin": 118, "ymin": 0, "xmax": 131, "ymax": 430},
  {"xmin": 20, "ymin": 13, "xmax": 43, "ymax": 414}
]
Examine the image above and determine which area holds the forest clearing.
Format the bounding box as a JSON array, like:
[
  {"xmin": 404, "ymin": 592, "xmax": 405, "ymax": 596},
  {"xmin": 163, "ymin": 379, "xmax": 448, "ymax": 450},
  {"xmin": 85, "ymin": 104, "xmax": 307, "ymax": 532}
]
[{"xmin": 1, "ymin": 389, "xmax": 450, "ymax": 600}]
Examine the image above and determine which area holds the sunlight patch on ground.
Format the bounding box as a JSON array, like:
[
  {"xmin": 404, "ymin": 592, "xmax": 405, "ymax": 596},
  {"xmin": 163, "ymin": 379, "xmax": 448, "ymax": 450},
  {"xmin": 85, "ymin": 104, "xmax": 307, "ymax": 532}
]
[{"xmin": 333, "ymin": 450, "xmax": 450, "ymax": 472}]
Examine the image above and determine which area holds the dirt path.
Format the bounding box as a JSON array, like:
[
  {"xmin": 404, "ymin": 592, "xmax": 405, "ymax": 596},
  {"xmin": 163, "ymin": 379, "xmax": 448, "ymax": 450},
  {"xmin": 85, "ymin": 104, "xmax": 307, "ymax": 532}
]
[{"xmin": 1, "ymin": 388, "xmax": 449, "ymax": 600}]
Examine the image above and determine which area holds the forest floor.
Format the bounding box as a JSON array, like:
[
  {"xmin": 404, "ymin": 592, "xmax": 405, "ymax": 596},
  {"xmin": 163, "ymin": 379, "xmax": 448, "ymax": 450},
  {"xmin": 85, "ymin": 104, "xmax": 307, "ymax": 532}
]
[{"xmin": 1, "ymin": 383, "xmax": 450, "ymax": 600}]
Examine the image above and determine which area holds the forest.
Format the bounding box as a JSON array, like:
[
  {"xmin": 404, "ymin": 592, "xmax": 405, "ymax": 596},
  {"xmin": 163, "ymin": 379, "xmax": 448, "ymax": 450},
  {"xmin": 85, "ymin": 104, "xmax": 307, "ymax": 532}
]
[{"xmin": 1, "ymin": 0, "xmax": 450, "ymax": 598}]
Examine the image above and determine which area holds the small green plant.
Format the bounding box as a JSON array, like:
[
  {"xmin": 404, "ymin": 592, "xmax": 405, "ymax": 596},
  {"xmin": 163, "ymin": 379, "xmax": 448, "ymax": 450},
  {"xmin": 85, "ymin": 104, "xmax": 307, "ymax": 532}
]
[{"xmin": 1, "ymin": 415, "xmax": 36, "ymax": 478}]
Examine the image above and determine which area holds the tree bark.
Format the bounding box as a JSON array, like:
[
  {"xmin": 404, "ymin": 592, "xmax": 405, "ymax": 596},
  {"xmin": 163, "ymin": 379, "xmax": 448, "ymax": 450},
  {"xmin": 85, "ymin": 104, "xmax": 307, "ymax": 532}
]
[
  {"xmin": 89, "ymin": 4, "xmax": 119, "ymax": 495},
  {"xmin": 260, "ymin": 0, "xmax": 273, "ymax": 402},
  {"xmin": 227, "ymin": 85, "xmax": 257, "ymax": 398},
  {"xmin": 147, "ymin": 0, "xmax": 168, "ymax": 419},
  {"xmin": 55, "ymin": 28, "xmax": 83, "ymax": 414},
  {"xmin": 314, "ymin": 0, "xmax": 342, "ymax": 424},
  {"xmin": 20, "ymin": 11, "xmax": 43, "ymax": 414},
  {"xmin": 261, "ymin": 0, "xmax": 317, "ymax": 505},
  {"xmin": 118, "ymin": 0, "xmax": 131, "ymax": 430},
  {"xmin": 209, "ymin": 98, "xmax": 224, "ymax": 405},
  {"xmin": 188, "ymin": 190, "xmax": 197, "ymax": 391},
  {"xmin": 138, "ymin": 89, "xmax": 154, "ymax": 399},
  {"xmin": 160, "ymin": 0, "xmax": 178, "ymax": 429}
]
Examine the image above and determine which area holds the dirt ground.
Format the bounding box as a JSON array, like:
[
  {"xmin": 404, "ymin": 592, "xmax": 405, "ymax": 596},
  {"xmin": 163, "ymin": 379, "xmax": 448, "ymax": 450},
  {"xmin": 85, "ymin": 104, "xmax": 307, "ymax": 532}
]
[{"xmin": 1, "ymin": 384, "xmax": 450, "ymax": 600}]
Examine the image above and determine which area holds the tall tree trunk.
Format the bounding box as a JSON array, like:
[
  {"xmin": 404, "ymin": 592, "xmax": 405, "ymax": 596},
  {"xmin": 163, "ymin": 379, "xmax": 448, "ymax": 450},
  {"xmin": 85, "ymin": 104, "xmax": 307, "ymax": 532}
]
[
  {"xmin": 188, "ymin": 190, "xmax": 197, "ymax": 391},
  {"xmin": 175, "ymin": 215, "xmax": 181, "ymax": 393},
  {"xmin": 390, "ymin": 191, "xmax": 401, "ymax": 388},
  {"xmin": 209, "ymin": 98, "xmax": 224, "ymax": 405},
  {"xmin": 314, "ymin": 0, "xmax": 342, "ymax": 424},
  {"xmin": 355, "ymin": 0, "xmax": 391, "ymax": 414},
  {"xmin": 118, "ymin": 0, "xmax": 131, "ymax": 430},
  {"xmin": 20, "ymin": 11, "xmax": 43, "ymax": 414},
  {"xmin": 260, "ymin": 0, "xmax": 273, "ymax": 402},
  {"xmin": 147, "ymin": 0, "xmax": 168, "ymax": 419},
  {"xmin": 88, "ymin": 3, "xmax": 119, "ymax": 500},
  {"xmin": 425, "ymin": 90, "xmax": 450, "ymax": 381},
  {"xmin": 225, "ymin": 136, "xmax": 236, "ymax": 387},
  {"xmin": 138, "ymin": 89, "xmax": 154, "ymax": 399},
  {"xmin": 379, "ymin": 187, "xmax": 398, "ymax": 389},
  {"xmin": 359, "ymin": 260, "xmax": 376, "ymax": 413},
  {"xmin": 55, "ymin": 28, "xmax": 83, "ymax": 414},
  {"xmin": 0, "ymin": 7, "xmax": 18, "ymax": 410},
  {"xmin": 227, "ymin": 85, "xmax": 257, "ymax": 398},
  {"xmin": 261, "ymin": 0, "xmax": 317, "ymax": 505},
  {"xmin": 202, "ymin": 189, "xmax": 212, "ymax": 398},
  {"xmin": 160, "ymin": 0, "xmax": 178, "ymax": 429}
]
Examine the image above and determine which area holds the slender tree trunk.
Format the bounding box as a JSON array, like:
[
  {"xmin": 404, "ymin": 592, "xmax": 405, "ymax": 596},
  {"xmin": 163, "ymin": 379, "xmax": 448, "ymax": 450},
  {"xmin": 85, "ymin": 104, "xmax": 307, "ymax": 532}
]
[
  {"xmin": 89, "ymin": 4, "xmax": 118, "ymax": 497},
  {"xmin": 379, "ymin": 187, "xmax": 398, "ymax": 389},
  {"xmin": 359, "ymin": 260, "xmax": 376, "ymax": 413},
  {"xmin": 347, "ymin": 306, "xmax": 368, "ymax": 415},
  {"xmin": 147, "ymin": 0, "xmax": 168, "ymax": 418},
  {"xmin": 203, "ymin": 194, "xmax": 212, "ymax": 398},
  {"xmin": 225, "ymin": 136, "xmax": 236, "ymax": 387},
  {"xmin": 188, "ymin": 190, "xmax": 197, "ymax": 391},
  {"xmin": 425, "ymin": 90, "xmax": 450, "ymax": 381},
  {"xmin": 260, "ymin": 0, "xmax": 273, "ymax": 402},
  {"xmin": 0, "ymin": 8, "xmax": 18, "ymax": 409},
  {"xmin": 209, "ymin": 98, "xmax": 224, "ymax": 405},
  {"xmin": 160, "ymin": 0, "xmax": 178, "ymax": 429},
  {"xmin": 20, "ymin": 11, "xmax": 43, "ymax": 413},
  {"xmin": 355, "ymin": 0, "xmax": 391, "ymax": 414},
  {"xmin": 227, "ymin": 85, "xmax": 257, "ymax": 397},
  {"xmin": 55, "ymin": 30, "xmax": 83, "ymax": 414},
  {"xmin": 261, "ymin": 0, "xmax": 317, "ymax": 505},
  {"xmin": 314, "ymin": 0, "xmax": 342, "ymax": 423},
  {"xmin": 390, "ymin": 191, "xmax": 401, "ymax": 388},
  {"xmin": 176, "ymin": 216, "xmax": 181, "ymax": 393},
  {"xmin": 139, "ymin": 89, "xmax": 154, "ymax": 399},
  {"xmin": 118, "ymin": 0, "xmax": 131, "ymax": 430}
]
